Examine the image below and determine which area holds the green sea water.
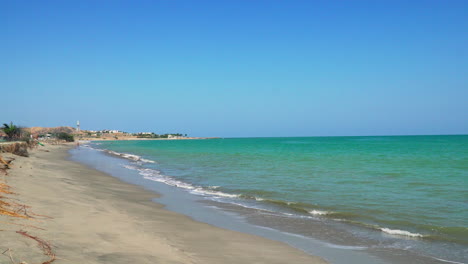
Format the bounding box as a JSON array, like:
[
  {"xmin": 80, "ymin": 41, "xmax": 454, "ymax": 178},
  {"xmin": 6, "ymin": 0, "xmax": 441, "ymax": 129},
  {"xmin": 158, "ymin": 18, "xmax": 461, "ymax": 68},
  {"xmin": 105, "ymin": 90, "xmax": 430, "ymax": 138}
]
[{"xmin": 94, "ymin": 135, "xmax": 468, "ymax": 262}]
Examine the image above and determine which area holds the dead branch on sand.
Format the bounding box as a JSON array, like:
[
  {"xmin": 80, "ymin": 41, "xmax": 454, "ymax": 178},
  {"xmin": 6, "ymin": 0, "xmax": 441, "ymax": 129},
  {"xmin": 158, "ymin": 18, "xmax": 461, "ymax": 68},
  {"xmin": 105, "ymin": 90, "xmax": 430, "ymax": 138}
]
[
  {"xmin": 0, "ymin": 221, "xmax": 46, "ymax": 230},
  {"xmin": 0, "ymin": 155, "xmax": 15, "ymax": 176},
  {"xmin": 1, "ymin": 248, "xmax": 16, "ymax": 264},
  {"xmin": 0, "ymin": 155, "xmax": 14, "ymax": 169},
  {"xmin": 0, "ymin": 181, "xmax": 28, "ymax": 218},
  {"xmin": 16, "ymin": 230, "xmax": 56, "ymax": 264},
  {"xmin": 0, "ymin": 151, "xmax": 57, "ymax": 264}
]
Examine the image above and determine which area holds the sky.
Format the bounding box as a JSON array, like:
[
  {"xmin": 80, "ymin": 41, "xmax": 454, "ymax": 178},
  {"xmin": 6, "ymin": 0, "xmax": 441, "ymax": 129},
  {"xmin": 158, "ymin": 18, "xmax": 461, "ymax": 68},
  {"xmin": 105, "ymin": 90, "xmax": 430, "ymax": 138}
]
[{"xmin": 2, "ymin": 0, "xmax": 467, "ymax": 137}]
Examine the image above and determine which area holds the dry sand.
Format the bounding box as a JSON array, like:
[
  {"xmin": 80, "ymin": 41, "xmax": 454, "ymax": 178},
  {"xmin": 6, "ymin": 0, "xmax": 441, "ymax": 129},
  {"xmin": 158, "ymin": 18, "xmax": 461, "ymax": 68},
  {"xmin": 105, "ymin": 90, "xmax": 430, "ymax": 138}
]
[{"xmin": 0, "ymin": 144, "xmax": 327, "ymax": 264}]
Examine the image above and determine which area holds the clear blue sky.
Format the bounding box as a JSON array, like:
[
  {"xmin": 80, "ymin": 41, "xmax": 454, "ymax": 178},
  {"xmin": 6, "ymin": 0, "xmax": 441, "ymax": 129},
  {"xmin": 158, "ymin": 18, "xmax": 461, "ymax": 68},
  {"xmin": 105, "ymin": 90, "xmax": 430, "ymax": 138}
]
[{"xmin": 2, "ymin": 0, "xmax": 467, "ymax": 137}]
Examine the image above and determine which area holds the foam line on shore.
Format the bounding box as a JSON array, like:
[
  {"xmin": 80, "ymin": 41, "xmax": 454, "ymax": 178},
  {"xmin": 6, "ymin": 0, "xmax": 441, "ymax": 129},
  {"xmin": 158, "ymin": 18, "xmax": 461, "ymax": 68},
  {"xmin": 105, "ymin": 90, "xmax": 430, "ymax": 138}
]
[
  {"xmin": 119, "ymin": 153, "xmax": 431, "ymax": 243},
  {"xmin": 4, "ymin": 144, "xmax": 327, "ymax": 264},
  {"xmin": 89, "ymin": 144, "xmax": 436, "ymax": 246},
  {"xmin": 122, "ymin": 164, "xmax": 241, "ymax": 199},
  {"xmin": 380, "ymin": 228, "xmax": 425, "ymax": 238},
  {"xmin": 82, "ymin": 144, "xmax": 157, "ymax": 164}
]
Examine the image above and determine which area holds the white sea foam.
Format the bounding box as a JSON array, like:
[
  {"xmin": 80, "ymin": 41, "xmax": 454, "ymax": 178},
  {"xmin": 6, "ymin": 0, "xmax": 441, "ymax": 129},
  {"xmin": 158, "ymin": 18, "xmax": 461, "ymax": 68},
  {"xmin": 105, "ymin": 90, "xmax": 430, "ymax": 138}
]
[
  {"xmin": 431, "ymin": 257, "xmax": 465, "ymax": 264},
  {"xmin": 122, "ymin": 164, "xmax": 241, "ymax": 199},
  {"xmin": 139, "ymin": 168, "xmax": 195, "ymax": 190},
  {"xmin": 140, "ymin": 158, "xmax": 157, "ymax": 164},
  {"xmin": 122, "ymin": 164, "xmax": 139, "ymax": 170},
  {"xmin": 322, "ymin": 243, "xmax": 368, "ymax": 250},
  {"xmin": 191, "ymin": 188, "xmax": 239, "ymax": 198},
  {"xmin": 308, "ymin": 210, "xmax": 329, "ymax": 216},
  {"xmin": 104, "ymin": 150, "xmax": 156, "ymax": 164},
  {"xmin": 121, "ymin": 153, "xmax": 141, "ymax": 161},
  {"xmin": 380, "ymin": 228, "xmax": 424, "ymax": 238}
]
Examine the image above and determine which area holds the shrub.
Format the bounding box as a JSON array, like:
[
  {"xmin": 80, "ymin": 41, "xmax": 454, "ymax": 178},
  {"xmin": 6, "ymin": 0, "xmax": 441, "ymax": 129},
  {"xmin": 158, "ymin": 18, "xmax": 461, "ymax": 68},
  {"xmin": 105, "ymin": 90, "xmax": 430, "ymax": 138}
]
[
  {"xmin": 56, "ymin": 132, "xmax": 74, "ymax": 142},
  {"xmin": 1, "ymin": 122, "xmax": 22, "ymax": 141}
]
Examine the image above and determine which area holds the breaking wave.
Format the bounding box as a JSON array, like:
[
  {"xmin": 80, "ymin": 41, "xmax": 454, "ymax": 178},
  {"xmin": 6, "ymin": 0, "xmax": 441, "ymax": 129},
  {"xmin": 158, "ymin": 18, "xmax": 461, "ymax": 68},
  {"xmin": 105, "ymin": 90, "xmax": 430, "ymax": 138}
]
[
  {"xmin": 104, "ymin": 150, "xmax": 156, "ymax": 163},
  {"xmin": 380, "ymin": 228, "xmax": 425, "ymax": 238},
  {"xmin": 94, "ymin": 145, "xmax": 441, "ymax": 246},
  {"xmin": 122, "ymin": 165, "xmax": 240, "ymax": 199},
  {"xmin": 308, "ymin": 210, "xmax": 330, "ymax": 216}
]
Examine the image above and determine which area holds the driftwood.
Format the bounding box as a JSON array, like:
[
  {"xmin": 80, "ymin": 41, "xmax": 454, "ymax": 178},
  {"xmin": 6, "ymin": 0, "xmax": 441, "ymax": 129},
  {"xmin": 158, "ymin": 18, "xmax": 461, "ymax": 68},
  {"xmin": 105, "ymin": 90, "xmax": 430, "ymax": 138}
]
[
  {"xmin": 0, "ymin": 150, "xmax": 57, "ymax": 264},
  {"xmin": 0, "ymin": 158, "xmax": 31, "ymax": 219},
  {"xmin": 0, "ymin": 182, "xmax": 27, "ymax": 218},
  {"xmin": 1, "ymin": 248, "xmax": 15, "ymax": 264},
  {"xmin": 0, "ymin": 155, "xmax": 14, "ymax": 169},
  {"xmin": 0, "ymin": 221, "xmax": 45, "ymax": 231},
  {"xmin": 16, "ymin": 231, "xmax": 56, "ymax": 264},
  {"xmin": 0, "ymin": 155, "xmax": 14, "ymax": 175}
]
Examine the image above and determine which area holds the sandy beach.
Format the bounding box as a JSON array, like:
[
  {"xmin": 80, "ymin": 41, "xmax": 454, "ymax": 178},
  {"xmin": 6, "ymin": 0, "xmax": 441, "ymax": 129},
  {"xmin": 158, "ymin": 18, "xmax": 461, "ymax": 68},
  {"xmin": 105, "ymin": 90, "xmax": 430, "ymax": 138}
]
[{"xmin": 0, "ymin": 144, "xmax": 326, "ymax": 264}]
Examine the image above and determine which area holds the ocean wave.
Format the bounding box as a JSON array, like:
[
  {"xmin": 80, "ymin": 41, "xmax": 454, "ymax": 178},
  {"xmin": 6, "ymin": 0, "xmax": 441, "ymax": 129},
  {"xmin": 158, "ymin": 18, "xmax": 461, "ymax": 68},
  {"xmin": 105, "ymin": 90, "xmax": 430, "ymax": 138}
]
[
  {"xmin": 121, "ymin": 163, "xmax": 437, "ymax": 248},
  {"xmin": 260, "ymin": 199, "xmax": 311, "ymax": 214},
  {"xmin": 122, "ymin": 165, "xmax": 240, "ymax": 199},
  {"xmin": 234, "ymin": 196, "xmax": 335, "ymax": 217},
  {"xmin": 380, "ymin": 228, "xmax": 425, "ymax": 238},
  {"xmin": 139, "ymin": 168, "xmax": 195, "ymax": 190},
  {"xmin": 103, "ymin": 149, "xmax": 157, "ymax": 164},
  {"xmin": 225, "ymin": 196, "xmax": 335, "ymax": 219},
  {"xmin": 87, "ymin": 142, "xmax": 467, "ymax": 261},
  {"xmin": 191, "ymin": 188, "xmax": 240, "ymax": 198},
  {"xmin": 322, "ymin": 243, "xmax": 368, "ymax": 250},
  {"xmin": 308, "ymin": 210, "xmax": 330, "ymax": 216},
  {"xmin": 140, "ymin": 158, "xmax": 157, "ymax": 164},
  {"xmin": 430, "ymin": 257, "xmax": 466, "ymax": 264},
  {"xmin": 125, "ymin": 165, "xmax": 443, "ymax": 243},
  {"xmin": 101, "ymin": 147, "xmax": 444, "ymax": 245}
]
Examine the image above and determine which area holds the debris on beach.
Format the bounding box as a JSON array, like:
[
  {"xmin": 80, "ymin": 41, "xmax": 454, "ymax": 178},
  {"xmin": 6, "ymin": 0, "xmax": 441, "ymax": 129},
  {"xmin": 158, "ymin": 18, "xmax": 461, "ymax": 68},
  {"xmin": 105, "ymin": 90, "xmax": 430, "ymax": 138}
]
[
  {"xmin": 16, "ymin": 230, "xmax": 56, "ymax": 264},
  {"xmin": 0, "ymin": 155, "xmax": 14, "ymax": 175},
  {"xmin": 0, "ymin": 156, "xmax": 56, "ymax": 264}
]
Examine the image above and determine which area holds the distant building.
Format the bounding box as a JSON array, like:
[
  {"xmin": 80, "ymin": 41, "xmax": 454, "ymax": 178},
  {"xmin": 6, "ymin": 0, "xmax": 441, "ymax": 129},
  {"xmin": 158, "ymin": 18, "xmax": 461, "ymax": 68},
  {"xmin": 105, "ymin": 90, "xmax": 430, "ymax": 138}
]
[
  {"xmin": 38, "ymin": 133, "xmax": 53, "ymax": 140},
  {"xmin": 168, "ymin": 134, "xmax": 185, "ymax": 139},
  {"xmin": 100, "ymin": 129, "xmax": 122, "ymax": 134}
]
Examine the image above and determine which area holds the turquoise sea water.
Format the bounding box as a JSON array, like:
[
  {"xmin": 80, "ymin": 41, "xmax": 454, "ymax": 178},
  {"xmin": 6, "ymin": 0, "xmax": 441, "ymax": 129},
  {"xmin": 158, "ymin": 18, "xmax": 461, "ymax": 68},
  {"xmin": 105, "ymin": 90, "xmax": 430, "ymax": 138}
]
[{"xmin": 92, "ymin": 135, "xmax": 468, "ymax": 263}]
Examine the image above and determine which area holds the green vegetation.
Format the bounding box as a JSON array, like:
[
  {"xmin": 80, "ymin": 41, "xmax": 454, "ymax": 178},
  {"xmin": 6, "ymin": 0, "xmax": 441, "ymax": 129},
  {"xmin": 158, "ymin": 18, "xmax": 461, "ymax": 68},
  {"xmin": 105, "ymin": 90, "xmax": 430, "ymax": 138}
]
[
  {"xmin": 1, "ymin": 122, "xmax": 22, "ymax": 141},
  {"xmin": 56, "ymin": 132, "xmax": 75, "ymax": 142}
]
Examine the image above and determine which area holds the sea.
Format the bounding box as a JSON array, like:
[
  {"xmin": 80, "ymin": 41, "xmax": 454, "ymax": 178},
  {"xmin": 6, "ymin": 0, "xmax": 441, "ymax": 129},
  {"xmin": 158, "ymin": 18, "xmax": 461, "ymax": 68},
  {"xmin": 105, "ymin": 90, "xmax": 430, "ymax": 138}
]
[{"xmin": 73, "ymin": 135, "xmax": 467, "ymax": 264}]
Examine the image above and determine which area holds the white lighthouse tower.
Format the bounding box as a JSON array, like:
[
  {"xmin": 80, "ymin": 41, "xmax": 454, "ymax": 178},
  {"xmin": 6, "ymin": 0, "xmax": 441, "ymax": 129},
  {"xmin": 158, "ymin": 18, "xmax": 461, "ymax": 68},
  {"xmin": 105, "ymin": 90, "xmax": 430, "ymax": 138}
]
[{"xmin": 76, "ymin": 120, "xmax": 80, "ymax": 132}]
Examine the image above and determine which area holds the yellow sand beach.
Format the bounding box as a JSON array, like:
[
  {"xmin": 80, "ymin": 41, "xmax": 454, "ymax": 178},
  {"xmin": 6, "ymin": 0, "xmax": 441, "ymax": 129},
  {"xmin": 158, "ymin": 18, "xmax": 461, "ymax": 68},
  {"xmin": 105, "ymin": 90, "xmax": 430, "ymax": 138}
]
[{"xmin": 0, "ymin": 144, "xmax": 327, "ymax": 264}]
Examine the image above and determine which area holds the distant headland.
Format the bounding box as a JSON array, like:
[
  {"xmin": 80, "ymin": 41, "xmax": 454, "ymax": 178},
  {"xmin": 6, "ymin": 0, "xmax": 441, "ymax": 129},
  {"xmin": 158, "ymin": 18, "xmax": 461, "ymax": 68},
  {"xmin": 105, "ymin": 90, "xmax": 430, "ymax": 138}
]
[{"xmin": 0, "ymin": 122, "xmax": 217, "ymax": 143}]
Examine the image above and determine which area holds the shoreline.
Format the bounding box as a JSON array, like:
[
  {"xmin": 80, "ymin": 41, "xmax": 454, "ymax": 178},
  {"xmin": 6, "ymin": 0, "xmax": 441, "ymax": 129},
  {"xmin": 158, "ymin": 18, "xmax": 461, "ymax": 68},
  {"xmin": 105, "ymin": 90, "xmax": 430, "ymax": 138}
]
[
  {"xmin": 0, "ymin": 144, "xmax": 326, "ymax": 263},
  {"xmin": 78, "ymin": 137, "xmax": 219, "ymax": 141},
  {"xmin": 78, "ymin": 139, "xmax": 463, "ymax": 264}
]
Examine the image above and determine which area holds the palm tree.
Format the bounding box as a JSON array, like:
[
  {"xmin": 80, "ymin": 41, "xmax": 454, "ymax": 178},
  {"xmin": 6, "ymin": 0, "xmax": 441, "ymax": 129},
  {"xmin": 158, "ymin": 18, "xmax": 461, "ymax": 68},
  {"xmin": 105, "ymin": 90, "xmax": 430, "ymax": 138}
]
[{"xmin": 1, "ymin": 122, "xmax": 22, "ymax": 141}]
